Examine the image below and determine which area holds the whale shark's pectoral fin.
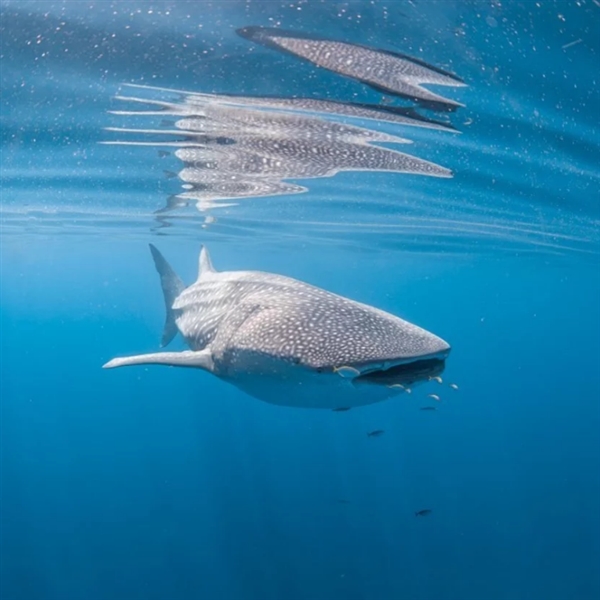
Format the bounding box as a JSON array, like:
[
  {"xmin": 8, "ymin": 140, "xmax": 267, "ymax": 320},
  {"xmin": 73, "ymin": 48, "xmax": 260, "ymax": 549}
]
[{"xmin": 103, "ymin": 349, "xmax": 214, "ymax": 371}]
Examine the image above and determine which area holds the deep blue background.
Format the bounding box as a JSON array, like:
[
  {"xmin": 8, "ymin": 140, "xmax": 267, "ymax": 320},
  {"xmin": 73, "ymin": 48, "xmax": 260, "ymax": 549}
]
[{"xmin": 2, "ymin": 1, "xmax": 599, "ymax": 599}]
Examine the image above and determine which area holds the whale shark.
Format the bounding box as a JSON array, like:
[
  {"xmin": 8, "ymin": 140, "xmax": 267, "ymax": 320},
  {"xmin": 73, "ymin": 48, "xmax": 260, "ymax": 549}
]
[{"xmin": 103, "ymin": 245, "xmax": 451, "ymax": 409}]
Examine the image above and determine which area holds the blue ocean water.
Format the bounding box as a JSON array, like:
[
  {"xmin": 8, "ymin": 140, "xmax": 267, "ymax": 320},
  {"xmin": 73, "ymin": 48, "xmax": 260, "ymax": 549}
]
[{"xmin": 1, "ymin": 2, "xmax": 599, "ymax": 600}]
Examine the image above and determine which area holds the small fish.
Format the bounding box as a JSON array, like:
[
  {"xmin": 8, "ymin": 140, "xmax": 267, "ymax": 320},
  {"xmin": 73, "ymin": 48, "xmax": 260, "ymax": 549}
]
[
  {"xmin": 367, "ymin": 429, "xmax": 385, "ymax": 437},
  {"xmin": 389, "ymin": 384, "xmax": 412, "ymax": 394},
  {"xmin": 332, "ymin": 407, "xmax": 351, "ymax": 412},
  {"xmin": 334, "ymin": 365, "xmax": 361, "ymax": 378},
  {"xmin": 337, "ymin": 499, "xmax": 352, "ymax": 504},
  {"xmin": 449, "ymin": 383, "xmax": 459, "ymax": 390},
  {"xmin": 158, "ymin": 150, "xmax": 170, "ymax": 158},
  {"xmin": 415, "ymin": 509, "xmax": 432, "ymax": 517},
  {"xmin": 420, "ymin": 406, "xmax": 437, "ymax": 411},
  {"xmin": 427, "ymin": 394, "xmax": 441, "ymax": 402},
  {"xmin": 562, "ymin": 38, "xmax": 582, "ymax": 50},
  {"xmin": 428, "ymin": 375, "xmax": 443, "ymax": 383}
]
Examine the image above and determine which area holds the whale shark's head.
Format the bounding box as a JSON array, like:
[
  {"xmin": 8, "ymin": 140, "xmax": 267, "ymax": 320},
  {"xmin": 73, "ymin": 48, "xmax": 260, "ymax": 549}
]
[
  {"xmin": 196, "ymin": 266, "xmax": 451, "ymax": 408},
  {"xmin": 218, "ymin": 333, "xmax": 450, "ymax": 409}
]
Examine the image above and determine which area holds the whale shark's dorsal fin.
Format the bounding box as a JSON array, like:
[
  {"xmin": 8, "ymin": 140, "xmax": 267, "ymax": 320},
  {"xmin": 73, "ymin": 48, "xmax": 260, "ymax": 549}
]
[{"xmin": 198, "ymin": 245, "xmax": 216, "ymax": 280}]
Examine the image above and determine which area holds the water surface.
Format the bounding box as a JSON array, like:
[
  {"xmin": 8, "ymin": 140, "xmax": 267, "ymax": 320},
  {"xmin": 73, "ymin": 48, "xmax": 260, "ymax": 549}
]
[{"xmin": 1, "ymin": 2, "xmax": 599, "ymax": 600}]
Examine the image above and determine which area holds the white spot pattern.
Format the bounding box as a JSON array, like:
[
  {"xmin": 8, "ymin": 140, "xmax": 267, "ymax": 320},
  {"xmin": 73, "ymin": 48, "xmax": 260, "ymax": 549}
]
[
  {"xmin": 239, "ymin": 27, "xmax": 466, "ymax": 107},
  {"xmin": 172, "ymin": 267, "xmax": 449, "ymax": 375}
]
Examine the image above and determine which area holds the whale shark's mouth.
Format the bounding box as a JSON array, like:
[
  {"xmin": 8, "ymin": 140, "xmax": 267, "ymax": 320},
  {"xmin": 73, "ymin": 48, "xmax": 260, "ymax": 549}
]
[{"xmin": 353, "ymin": 356, "xmax": 447, "ymax": 387}]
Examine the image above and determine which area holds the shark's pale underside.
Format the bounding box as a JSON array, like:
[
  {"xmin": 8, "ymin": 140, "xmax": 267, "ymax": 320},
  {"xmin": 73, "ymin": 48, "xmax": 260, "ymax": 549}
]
[{"xmin": 103, "ymin": 246, "xmax": 450, "ymax": 409}]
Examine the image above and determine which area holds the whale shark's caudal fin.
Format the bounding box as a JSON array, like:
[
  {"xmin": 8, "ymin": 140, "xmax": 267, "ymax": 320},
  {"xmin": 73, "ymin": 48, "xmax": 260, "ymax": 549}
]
[
  {"xmin": 197, "ymin": 245, "xmax": 216, "ymax": 281},
  {"xmin": 149, "ymin": 244, "xmax": 185, "ymax": 347},
  {"xmin": 103, "ymin": 349, "xmax": 214, "ymax": 371}
]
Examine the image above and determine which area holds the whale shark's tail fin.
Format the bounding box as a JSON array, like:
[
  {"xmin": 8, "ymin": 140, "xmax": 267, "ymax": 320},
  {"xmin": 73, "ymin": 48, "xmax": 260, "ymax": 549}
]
[{"xmin": 149, "ymin": 244, "xmax": 185, "ymax": 347}]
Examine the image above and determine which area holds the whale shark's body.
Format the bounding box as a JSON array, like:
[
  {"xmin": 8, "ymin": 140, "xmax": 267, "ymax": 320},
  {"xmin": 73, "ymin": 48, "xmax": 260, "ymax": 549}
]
[{"xmin": 103, "ymin": 245, "xmax": 450, "ymax": 409}]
